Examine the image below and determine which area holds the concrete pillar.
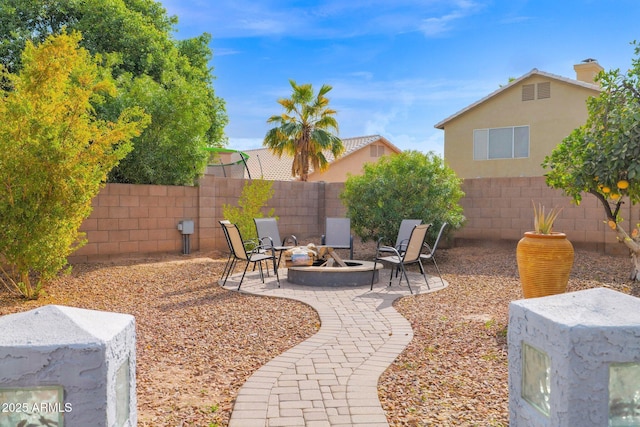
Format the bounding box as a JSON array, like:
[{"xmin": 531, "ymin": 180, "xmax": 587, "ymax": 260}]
[
  {"xmin": 508, "ymin": 288, "xmax": 640, "ymax": 426},
  {"xmin": 0, "ymin": 305, "xmax": 136, "ymax": 427}
]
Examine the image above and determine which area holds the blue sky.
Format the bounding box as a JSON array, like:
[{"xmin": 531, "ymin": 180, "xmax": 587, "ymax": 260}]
[{"xmin": 160, "ymin": 0, "xmax": 640, "ymax": 156}]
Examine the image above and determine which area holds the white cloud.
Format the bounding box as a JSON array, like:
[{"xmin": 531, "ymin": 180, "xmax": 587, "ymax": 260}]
[
  {"xmin": 419, "ymin": 0, "xmax": 485, "ymax": 37},
  {"xmin": 214, "ymin": 48, "xmax": 240, "ymax": 57},
  {"xmin": 165, "ymin": 0, "xmax": 489, "ymax": 40}
]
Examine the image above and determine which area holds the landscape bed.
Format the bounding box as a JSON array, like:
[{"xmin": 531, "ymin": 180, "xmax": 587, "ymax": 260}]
[{"xmin": 0, "ymin": 245, "xmax": 636, "ymax": 426}]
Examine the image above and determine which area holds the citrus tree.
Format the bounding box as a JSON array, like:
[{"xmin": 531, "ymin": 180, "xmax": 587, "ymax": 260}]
[
  {"xmin": 340, "ymin": 150, "xmax": 465, "ymax": 245},
  {"xmin": 0, "ymin": 32, "xmax": 149, "ymax": 298},
  {"xmin": 543, "ymin": 42, "xmax": 640, "ymax": 279},
  {"xmin": 264, "ymin": 80, "xmax": 344, "ymax": 181}
]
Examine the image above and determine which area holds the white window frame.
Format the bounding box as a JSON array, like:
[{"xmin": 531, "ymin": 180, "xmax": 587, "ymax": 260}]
[{"xmin": 473, "ymin": 125, "xmax": 530, "ymax": 160}]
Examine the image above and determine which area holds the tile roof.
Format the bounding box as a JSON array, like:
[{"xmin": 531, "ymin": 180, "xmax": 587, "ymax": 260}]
[{"xmin": 241, "ymin": 135, "xmax": 398, "ymax": 181}]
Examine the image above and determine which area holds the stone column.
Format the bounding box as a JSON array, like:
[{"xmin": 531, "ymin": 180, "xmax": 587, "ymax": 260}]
[
  {"xmin": 0, "ymin": 305, "xmax": 136, "ymax": 427},
  {"xmin": 508, "ymin": 288, "xmax": 640, "ymax": 426}
]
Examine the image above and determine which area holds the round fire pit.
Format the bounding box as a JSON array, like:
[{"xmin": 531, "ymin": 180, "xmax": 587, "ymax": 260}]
[{"xmin": 287, "ymin": 260, "xmax": 382, "ymax": 287}]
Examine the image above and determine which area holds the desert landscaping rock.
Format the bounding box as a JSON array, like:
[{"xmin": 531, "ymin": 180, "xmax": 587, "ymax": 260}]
[{"xmin": 1, "ymin": 245, "xmax": 636, "ymax": 426}]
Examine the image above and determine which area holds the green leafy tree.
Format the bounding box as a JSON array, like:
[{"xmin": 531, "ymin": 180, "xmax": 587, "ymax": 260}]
[
  {"xmin": 264, "ymin": 79, "xmax": 344, "ymax": 181},
  {"xmin": 544, "ymin": 42, "xmax": 640, "ymax": 280},
  {"xmin": 341, "ymin": 151, "xmax": 465, "ymax": 245},
  {"xmin": 0, "ymin": 32, "xmax": 149, "ymax": 299},
  {"xmin": 223, "ymin": 179, "xmax": 276, "ymax": 244},
  {"xmin": 0, "ymin": 0, "xmax": 228, "ymax": 185},
  {"xmin": 105, "ymin": 72, "xmax": 212, "ymax": 185}
]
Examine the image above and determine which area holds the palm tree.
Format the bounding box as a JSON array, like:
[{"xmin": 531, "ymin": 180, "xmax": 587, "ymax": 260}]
[{"xmin": 264, "ymin": 79, "xmax": 344, "ymax": 181}]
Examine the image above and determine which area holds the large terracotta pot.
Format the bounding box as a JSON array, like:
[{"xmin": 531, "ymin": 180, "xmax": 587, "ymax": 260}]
[{"xmin": 516, "ymin": 232, "xmax": 574, "ymax": 298}]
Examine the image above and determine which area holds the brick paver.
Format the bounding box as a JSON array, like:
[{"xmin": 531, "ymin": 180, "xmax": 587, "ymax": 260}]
[{"xmin": 221, "ymin": 267, "xmax": 448, "ymax": 426}]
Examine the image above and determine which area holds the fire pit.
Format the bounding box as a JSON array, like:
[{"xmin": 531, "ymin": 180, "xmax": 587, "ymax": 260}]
[
  {"xmin": 287, "ymin": 260, "xmax": 382, "ymax": 287},
  {"xmin": 284, "ymin": 245, "xmax": 382, "ymax": 287}
]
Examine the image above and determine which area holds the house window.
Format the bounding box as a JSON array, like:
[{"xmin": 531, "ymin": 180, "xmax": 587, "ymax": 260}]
[
  {"xmin": 370, "ymin": 145, "xmax": 385, "ymax": 157},
  {"xmin": 473, "ymin": 126, "xmax": 529, "ymax": 160}
]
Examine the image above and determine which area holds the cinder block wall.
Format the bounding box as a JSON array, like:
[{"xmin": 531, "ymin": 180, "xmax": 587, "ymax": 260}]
[
  {"xmin": 69, "ymin": 176, "xmax": 634, "ymax": 263},
  {"xmin": 71, "ymin": 183, "xmax": 199, "ymax": 262},
  {"xmin": 70, "ymin": 178, "xmax": 344, "ymax": 262},
  {"xmin": 457, "ymin": 177, "xmax": 636, "ymax": 255}
]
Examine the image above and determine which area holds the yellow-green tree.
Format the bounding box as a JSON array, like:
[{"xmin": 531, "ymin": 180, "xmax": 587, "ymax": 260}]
[
  {"xmin": 223, "ymin": 179, "xmax": 275, "ymax": 244},
  {"xmin": 0, "ymin": 32, "xmax": 149, "ymax": 299}
]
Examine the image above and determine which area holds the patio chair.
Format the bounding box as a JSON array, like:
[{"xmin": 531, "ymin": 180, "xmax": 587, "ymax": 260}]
[
  {"xmin": 395, "ymin": 219, "xmax": 422, "ymax": 252},
  {"xmin": 420, "ymin": 222, "xmax": 447, "ymax": 286},
  {"xmin": 371, "ymin": 223, "xmax": 431, "ymax": 294},
  {"xmin": 388, "ymin": 219, "xmax": 422, "ymax": 279},
  {"xmin": 218, "ymin": 220, "xmax": 236, "ymax": 285},
  {"xmin": 222, "ymin": 221, "xmax": 281, "ymax": 290},
  {"xmin": 321, "ymin": 217, "xmax": 354, "ymax": 260},
  {"xmin": 254, "ymin": 218, "xmax": 297, "ymax": 271}
]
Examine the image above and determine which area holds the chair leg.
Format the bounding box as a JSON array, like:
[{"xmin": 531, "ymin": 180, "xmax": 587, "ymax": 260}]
[
  {"xmin": 257, "ymin": 262, "xmax": 265, "ymax": 283},
  {"xmin": 399, "ymin": 264, "xmax": 414, "ymax": 295},
  {"xmin": 431, "ymin": 258, "xmax": 444, "ymax": 287},
  {"xmin": 388, "ymin": 264, "xmax": 395, "ymax": 287},
  {"xmin": 370, "ymin": 259, "xmax": 379, "ymax": 290},
  {"xmin": 275, "ymin": 252, "xmax": 283, "ymax": 273},
  {"xmin": 273, "ymin": 256, "xmax": 281, "ymax": 288},
  {"xmin": 237, "ymin": 261, "xmax": 250, "ymax": 291},
  {"xmin": 220, "ymin": 253, "xmax": 233, "ymax": 285},
  {"xmin": 418, "ymin": 260, "xmax": 430, "ymax": 290},
  {"xmin": 223, "ymin": 258, "xmax": 238, "ymax": 287}
]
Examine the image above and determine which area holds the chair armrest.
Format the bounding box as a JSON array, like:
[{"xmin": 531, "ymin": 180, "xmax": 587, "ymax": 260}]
[
  {"xmin": 258, "ymin": 236, "xmax": 275, "ymax": 248},
  {"xmin": 250, "ymin": 243, "xmax": 277, "ymax": 257},
  {"xmin": 284, "ymin": 234, "xmax": 298, "ymax": 246},
  {"xmin": 396, "ymin": 238, "xmax": 409, "ymax": 252},
  {"xmin": 376, "ymin": 244, "xmax": 401, "ymax": 258},
  {"xmin": 243, "ymin": 238, "xmax": 260, "ymax": 250}
]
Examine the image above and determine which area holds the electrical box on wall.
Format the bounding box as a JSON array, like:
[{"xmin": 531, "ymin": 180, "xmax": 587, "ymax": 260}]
[{"xmin": 178, "ymin": 220, "xmax": 194, "ymax": 235}]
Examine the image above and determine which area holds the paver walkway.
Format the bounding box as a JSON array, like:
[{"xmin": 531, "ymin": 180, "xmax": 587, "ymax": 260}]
[{"xmin": 221, "ymin": 267, "xmax": 448, "ymax": 427}]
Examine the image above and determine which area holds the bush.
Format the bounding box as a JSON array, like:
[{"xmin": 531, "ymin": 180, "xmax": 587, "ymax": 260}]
[
  {"xmin": 0, "ymin": 32, "xmax": 148, "ymax": 299},
  {"xmin": 340, "ymin": 150, "xmax": 465, "ymax": 245},
  {"xmin": 223, "ymin": 179, "xmax": 275, "ymax": 244}
]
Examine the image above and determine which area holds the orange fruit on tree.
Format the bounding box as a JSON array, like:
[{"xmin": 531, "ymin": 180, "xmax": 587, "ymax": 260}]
[
  {"xmin": 617, "ymin": 180, "xmax": 629, "ymax": 189},
  {"xmin": 608, "ymin": 220, "xmax": 617, "ymax": 230},
  {"xmin": 602, "ymin": 186, "xmax": 611, "ymax": 193},
  {"xmin": 611, "ymin": 193, "xmax": 621, "ymax": 201}
]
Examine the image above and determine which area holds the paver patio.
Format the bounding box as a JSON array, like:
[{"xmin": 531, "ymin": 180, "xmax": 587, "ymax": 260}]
[{"xmin": 221, "ymin": 267, "xmax": 448, "ymax": 426}]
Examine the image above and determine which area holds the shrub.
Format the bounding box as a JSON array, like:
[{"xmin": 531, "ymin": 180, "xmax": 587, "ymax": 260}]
[
  {"xmin": 0, "ymin": 32, "xmax": 149, "ymax": 299},
  {"xmin": 340, "ymin": 150, "xmax": 465, "ymax": 245},
  {"xmin": 223, "ymin": 179, "xmax": 276, "ymax": 244}
]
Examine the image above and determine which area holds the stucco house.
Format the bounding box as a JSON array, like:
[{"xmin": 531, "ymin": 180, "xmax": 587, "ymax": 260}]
[
  {"xmin": 233, "ymin": 135, "xmax": 402, "ymax": 182},
  {"xmin": 436, "ymin": 60, "xmax": 603, "ymax": 179}
]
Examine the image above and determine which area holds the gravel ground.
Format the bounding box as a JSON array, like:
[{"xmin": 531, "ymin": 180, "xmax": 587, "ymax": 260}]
[{"xmin": 1, "ymin": 243, "xmax": 637, "ymax": 426}]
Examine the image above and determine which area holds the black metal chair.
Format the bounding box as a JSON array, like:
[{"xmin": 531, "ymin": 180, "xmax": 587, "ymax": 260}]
[
  {"xmin": 218, "ymin": 220, "xmax": 236, "ymax": 285},
  {"xmin": 370, "ymin": 223, "xmax": 431, "ymax": 294},
  {"xmin": 321, "ymin": 217, "xmax": 354, "ymax": 260},
  {"xmin": 254, "ymin": 217, "xmax": 297, "ymax": 272},
  {"xmin": 420, "ymin": 222, "xmax": 448, "ymax": 287},
  {"xmin": 221, "ymin": 222, "xmax": 280, "ymax": 290}
]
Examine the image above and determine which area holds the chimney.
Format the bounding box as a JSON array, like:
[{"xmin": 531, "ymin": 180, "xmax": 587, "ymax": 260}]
[{"xmin": 574, "ymin": 58, "xmax": 604, "ymax": 84}]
